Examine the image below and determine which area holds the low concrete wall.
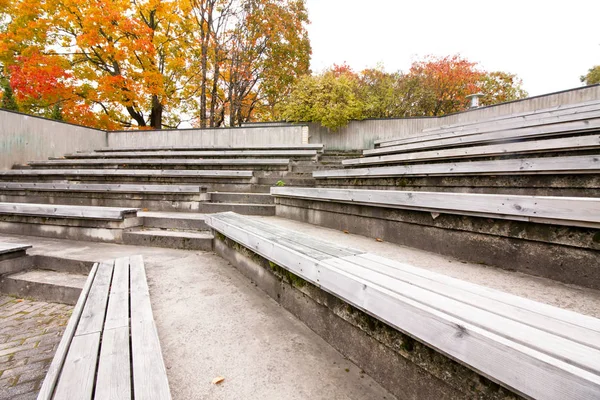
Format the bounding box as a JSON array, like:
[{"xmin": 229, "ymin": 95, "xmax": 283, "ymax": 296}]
[
  {"xmin": 107, "ymin": 125, "xmax": 307, "ymax": 148},
  {"xmin": 308, "ymin": 84, "xmax": 600, "ymax": 150},
  {"xmin": 0, "ymin": 110, "xmax": 107, "ymax": 170}
]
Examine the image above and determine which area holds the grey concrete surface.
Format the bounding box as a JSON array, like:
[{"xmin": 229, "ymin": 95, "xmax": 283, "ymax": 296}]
[
  {"xmin": 0, "ymin": 270, "xmax": 86, "ymax": 305},
  {"xmin": 256, "ymin": 216, "xmax": 600, "ymax": 318},
  {"xmin": 0, "ymin": 110, "xmax": 106, "ymax": 170},
  {"xmin": 0, "ymin": 234, "xmax": 395, "ymax": 400}
]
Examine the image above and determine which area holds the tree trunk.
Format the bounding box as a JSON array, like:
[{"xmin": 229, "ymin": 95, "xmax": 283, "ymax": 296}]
[{"xmin": 149, "ymin": 95, "xmax": 162, "ymax": 129}]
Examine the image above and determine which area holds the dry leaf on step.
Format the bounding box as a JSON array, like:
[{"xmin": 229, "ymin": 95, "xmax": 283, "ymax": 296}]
[
  {"xmin": 343, "ymin": 230, "xmax": 349, "ymax": 234},
  {"xmin": 212, "ymin": 377, "xmax": 225, "ymax": 385},
  {"xmin": 375, "ymin": 238, "xmax": 383, "ymax": 242}
]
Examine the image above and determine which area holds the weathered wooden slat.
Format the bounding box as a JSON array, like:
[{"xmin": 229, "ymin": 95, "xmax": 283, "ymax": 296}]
[
  {"xmin": 204, "ymin": 213, "xmax": 600, "ymax": 400},
  {"xmin": 104, "ymin": 257, "xmax": 130, "ymax": 331},
  {"xmin": 76, "ymin": 260, "xmax": 114, "ymax": 336},
  {"xmin": 130, "ymin": 254, "xmax": 154, "ymax": 325},
  {"xmin": 371, "ymin": 117, "xmax": 600, "ymax": 154},
  {"xmin": 131, "ymin": 321, "xmax": 172, "ymax": 400},
  {"xmin": 317, "ymin": 155, "xmax": 600, "ymax": 179},
  {"xmin": 0, "ymin": 202, "xmax": 139, "ymax": 220},
  {"xmin": 0, "ymin": 169, "xmax": 253, "ymax": 178},
  {"xmin": 375, "ymin": 102, "xmax": 600, "ymax": 148},
  {"xmin": 270, "ymin": 187, "xmax": 600, "ymax": 228},
  {"xmin": 66, "ymin": 149, "xmax": 318, "ymax": 159},
  {"xmin": 419, "ymin": 100, "xmax": 600, "ymax": 134},
  {"xmin": 94, "ymin": 144, "xmax": 324, "ymax": 152},
  {"xmin": 345, "ymin": 135, "xmax": 600, "ymax": 166},
  {"xmin": 29, "ymin": 158, "xmax": 290, "ymax": 166},
  {"xmin": 324, "ymin": 255, "xmax": 600, "ymax": 351},
  {"xmin": 51, "ymin": 332, "xmax": 101, "ymax": 400},
  {"xmin": 0, "ymin": 182, "xmax": 204, "ymax": 194},
  {"xmin": 129, "ymin": 255, "xmax": 171, "ymax": 399},
  {"xmin": 37, "ymin": 263, "xmax": 98, "ymax": 400},
  {"xmin": 354, "ymin": 253, "xmax": 600, "ymax": 335},
  {"xmin": 95, "ymin": 326, "xmax": 131, "ymax": 400},
  {"xmin": 0, "ymin": 242, "xmax": 31, "ymax": 255}
]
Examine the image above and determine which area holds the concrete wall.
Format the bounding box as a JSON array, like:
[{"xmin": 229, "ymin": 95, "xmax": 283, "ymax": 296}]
[
  {"xmin": 107, "ymin": 125, "xmax": 306, "ymax": 148},
  {"xmin": 0, "ymin": 110, "xmax": 107, "ymax": 170},
  {"xmin": 308, "ymin": 84, "xmax": 600, "ymax": 150}
]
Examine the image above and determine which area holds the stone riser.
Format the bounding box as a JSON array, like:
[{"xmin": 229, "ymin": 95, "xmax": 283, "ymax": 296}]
[
  {"xmin": 198, "ymin": 203, "xmax": 275, "ymax": 216},
  {"xmin": 0, "ymin": 221, "xmax": 129, "ymax": 243},
  {"xmin": 122, "ymin": 230, "xmax": 213, "ymax": 251},
  {"xmin": 209, "ymin": 193, "xmax": 274, "ymax": 204},
  {"xmin": 21, "ymin": 164, "xmax": 290, "ymax": 171},
  {"xmin": 0, "ymin": 273, "xmax": 82, "ymax": 305},
  {"xmin": 142, "ymin": 215, "xmax": 208, "ymax": 230},
  {"xmin": 274, "ymin": 198, "xmax": 600, "ymax": 290},
  {"xmin": 0, "ymin": 193, "xmax": 208, "ymax": 212}
]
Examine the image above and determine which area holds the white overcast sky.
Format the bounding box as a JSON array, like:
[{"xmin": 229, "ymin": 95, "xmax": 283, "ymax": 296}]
[{"xmin": 304, "ymin": 0, "xmax": 600, "ymax": 96}]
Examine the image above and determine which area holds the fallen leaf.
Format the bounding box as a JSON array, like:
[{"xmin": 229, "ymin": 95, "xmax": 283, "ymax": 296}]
[
  {"xmin": 375, "ymin": 238, "xmax": 383, "ymax": 242},
  {"xmin": 343, "ymin": 230, "xmax": 349, "ymax": 234},
  {"xmin": 212, "ymin": 377, "xmax": 225, "ymax": 385},
  {"xmin": 16, "ymin": 299, "xmax": 24, "ymax": 302},
  {"xmin": 142, "ymin": 208, "xmax": 149, "ymax": 212}
]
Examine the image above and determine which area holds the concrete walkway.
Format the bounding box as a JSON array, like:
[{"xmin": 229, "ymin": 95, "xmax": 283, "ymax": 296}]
[{"xmin": 0, "ymin": 234, "xmax": 394, "ymax": 400}]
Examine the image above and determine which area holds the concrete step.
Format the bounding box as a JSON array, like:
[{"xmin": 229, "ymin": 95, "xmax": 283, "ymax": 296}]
[
  {"xmin": 122, "ymin": 229, "xmax": 213, "ymax": 250},
  {"xmin": 209, "ymin": 192, "xmax": 274, "ymax": 205},
  {"xmin": 26, "ymin": 159, "xmax": 291, "ymax": 171},
  {"xmin": 140, "ymin": 211, "xmax": 209, "ymax": 230},
  {"xmin": 0, "ymin": 269, "xmax": 86, "ymax": 305},
  {"xmin": 198, "ymin": 202, "xmax": 276, "ymax": 216},
  {"xmin": 258, "ymin": 177, "xmax": 316, "ymax": 186}
]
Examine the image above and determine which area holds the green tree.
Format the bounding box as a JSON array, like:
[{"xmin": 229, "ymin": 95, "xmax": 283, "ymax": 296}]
[
  {"xmin": 0, "ymin": 77, "xmax": 18, "ymax": 111},
  {"xmin": 581, "ymin": 66, "xmax": 600, "ymax": 85},
  {"xmin": 280, "ymin": 70, "xmax": 364, "ymax": 131}
]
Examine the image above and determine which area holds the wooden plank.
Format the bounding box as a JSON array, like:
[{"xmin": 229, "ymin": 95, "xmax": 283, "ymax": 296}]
[
  {"xmin": 29, "ymin": 158, "xmax": 290, "ymax": 166},
  {"xmin": 0, "ymin": 169, "xmax": 254, "ymax": 178},
  {"xmin": 0, "ymin": 182, "xmax": 204, "ymax": 194},
  {"xmin": 324, "ymin": 255, "xmax": 600, "ymax": 350},
  {"xmin": 346, "ymin": 134, "xmax": 600, "ymax": 166},
  {"xmin": 76, "ymin": 260, "xmax": 114, "ymax": 336},
  {"xmin": 355, "ymin": 253, "xmax": 600, "ymax": 335},
  {"xmin": 130, "ymin": 255, "xmax": 154, "ymax": 324},
  {"xmin": 216, "ymin": 212, "xmax": 364, "ymax": 260},
  {"xmin": 316, "ymin": 155, "xmax": 600, "ymax": 178},
  {"xmin": 270, "ymin": 187, "xmax": 600, "ymax": 228},
  {"xmin": 131, "ymin": 320, "xmax": 172, "ymax": 400},
  {"xmin": 371, "ymin": 117, "xmax": 600, "ymax": 154},
  {"xmin": 94, "ymin": 326, "xmax": 131, "ymax": 400},
  {"xmin": 204, "ymin": 215, "xmax": 600, "ymax": 399},
  {"xmin": 66, "ymin": 149, "xmax": 318, "ymax": 159},
  {"xmin": 419, "ymin": 100, "xmax": 600, "ymax": 134},
  {"xmin": 52, "ymin": 332, "xmax": 101, "ymax": 400},
  {"xmin": 104, "ymin": 257, "xmax": 130, "ymax": 331},
  {"xmin": 0, "ymin": 202, "xmax": 139, "ymax": 220},
  {"xmin": 94, "ymin": 144, "xmax": 324, "ymax": 152},
  {"xmin": 0, "ymin": 242, "xmax": 31, "ymax": 255},
  {"xmin": 37, "ymin": 263, "xmax": 98, "ymax": 400},
  {"xmin": 376, "ymin": 103, "xmax": 600, "ymax": 147}
]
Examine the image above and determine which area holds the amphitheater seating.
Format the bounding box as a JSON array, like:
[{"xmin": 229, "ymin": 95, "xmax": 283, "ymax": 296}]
[
  {"xmin": 38, "ymin": 256, "xmax": 171, "ymax": 400},
  {"xmin": 205, "ymin": 212, "xmax": 600, "ymax": 400},
  {"xmin": 64, "ymin": 149, "xmax": 320, "ymax": 159}
]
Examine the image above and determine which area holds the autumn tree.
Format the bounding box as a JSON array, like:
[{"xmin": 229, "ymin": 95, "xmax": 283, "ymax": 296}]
[
  {"xmin": 479, "ymin": 71, "xmax": 528, "ymax": 106},
  {"xmin": 0, "ymin": 0, "xmax": 311, "ymax": 129},
  {"xmin": 581, "ymin": 66, "xmax": 600, "ymax": 86}
]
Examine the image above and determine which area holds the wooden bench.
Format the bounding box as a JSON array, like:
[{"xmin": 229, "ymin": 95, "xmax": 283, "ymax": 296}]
[
  {"xmin": 27, "ymin": 158, "xmax": 291, "ymax": 170},
  {"xmin": 0, "ymin": 202, "xmax": 139, "ymax": 220},
  {"xmin": 93, "ymin": 144, "xmax": 324, "ymax": 152},
  {"xmin": 205, "ymin": 212, "xmax": 600, "ymax": 400},
  {"xmin": 0, "ymin": 169, "xmax": 253, "ymax": 179},
  {"xmin": 0, "ymin": 182, "xmax": 208, "ymax": 194},
  {"xmin": 374, "ymin": 100, "xmax": 600, "ymax": 148},
  {"xmin": 65, "ymin": 149, "xmax": 319, "ymax": 159},
  {"xmin": 0, "ymin": 242, "xmax": 32, "ymax": 262},
  {"xmin": 270, "ymin": 187, "xmax": 600, "ymax": 229},
  {"xmin": 38, "ymin": 255, "xmax": 171, "ymax": 399}
]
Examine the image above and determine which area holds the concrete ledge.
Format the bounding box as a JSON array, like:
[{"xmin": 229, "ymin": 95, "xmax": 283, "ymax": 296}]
[
  {"xmin": 273, "ymin": 197, "xmax": 600, "ymax": 290},
  {"xmin": 213, "ymin": 235, "xmax": 523, "ymax": 400}
]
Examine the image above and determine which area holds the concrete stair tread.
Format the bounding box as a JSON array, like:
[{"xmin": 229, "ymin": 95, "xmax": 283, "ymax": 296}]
[
  {"xmin": 6, "ymin": 269, "xmax": 87, "ymax": 289},
  {"xmin": 128, "ymin": 229, "xmax": 213, "ymax": 239}
]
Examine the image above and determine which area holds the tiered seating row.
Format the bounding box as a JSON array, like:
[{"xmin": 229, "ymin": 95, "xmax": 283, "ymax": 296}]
[{"xmin": 205, "ymin": 212, "xmax": 600, "ymax": 400}]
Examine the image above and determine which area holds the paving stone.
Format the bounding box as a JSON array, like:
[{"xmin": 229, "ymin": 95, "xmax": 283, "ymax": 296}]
[{"xmin": 0, "ymin": 298, "xmax": 72, "ymax": 400}]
